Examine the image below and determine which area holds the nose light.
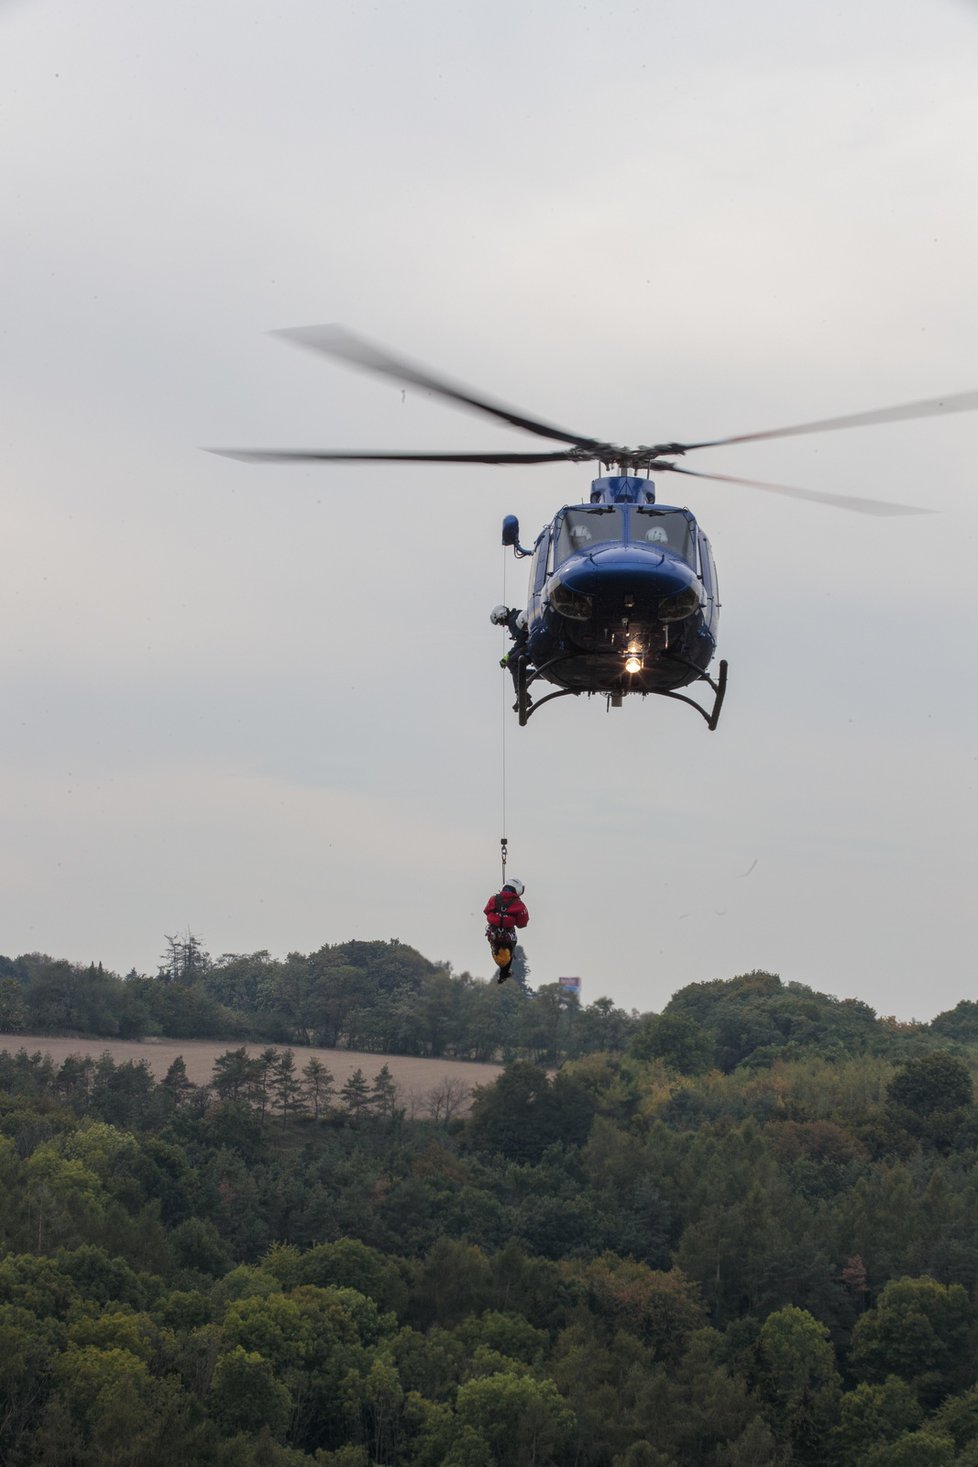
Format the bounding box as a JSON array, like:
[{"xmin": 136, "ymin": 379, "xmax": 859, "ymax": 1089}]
[
  {"xmin": 658, "ymin": 587, "xmax": 700, "ymax": 623},
  {"xmin": 551, "ymin": 582, "xmax": 593, "ymax": 621},
  {"xmin": 625, "ymin": 656, "xmax": 642, "ymax": 675}
]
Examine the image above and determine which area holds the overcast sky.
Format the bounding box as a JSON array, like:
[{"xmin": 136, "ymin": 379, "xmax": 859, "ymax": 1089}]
[{"xmin": 2, "ymin": 0, "xmax": 977, "ymax": 1022}]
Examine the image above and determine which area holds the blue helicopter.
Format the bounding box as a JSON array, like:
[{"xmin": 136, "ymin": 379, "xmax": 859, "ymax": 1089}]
[
  {"xmin": 214, "ymin": 328, "xmax": 978, "ymax": 730},
  {"xmin": 495, "ymin": 483, "xmax": 724, "ymax": 727}
]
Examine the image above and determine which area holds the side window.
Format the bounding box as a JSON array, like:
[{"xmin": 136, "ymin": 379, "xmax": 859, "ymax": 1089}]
[
  {"xmin": 701, "ymin": 536, "xmax": 718, "ymax": 602},
  {"xmin": 531, "ymin": 529, "xmax": 551, "ymax": 594}
]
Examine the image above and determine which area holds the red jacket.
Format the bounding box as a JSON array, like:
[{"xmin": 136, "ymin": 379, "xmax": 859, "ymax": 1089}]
[{"xmin": 484, "ymin": 888, "xmax": 529, "ymax": 932}]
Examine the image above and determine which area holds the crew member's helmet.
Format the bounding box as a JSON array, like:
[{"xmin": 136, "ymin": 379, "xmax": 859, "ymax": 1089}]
[
  {"xmin": 505, "ymin": 878, "xmax": 525, "ymax": 896},
  {"xmin": 490, "ymin": 605, "xmax": 510, "ymax": 626}
]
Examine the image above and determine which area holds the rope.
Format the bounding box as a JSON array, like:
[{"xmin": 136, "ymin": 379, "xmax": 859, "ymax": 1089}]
[{"xmin": 500, "ymin": 548, "xmax": 508, "ymax": 886}]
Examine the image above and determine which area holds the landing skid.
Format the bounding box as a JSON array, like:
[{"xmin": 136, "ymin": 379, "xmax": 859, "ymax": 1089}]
[
  {"xmin": 654, "ymin": 659, "xmax": 728, "ymax": 730},
  {"xmin": 516, "ymin": 658, "xmax": 728, "ymax": 730}
]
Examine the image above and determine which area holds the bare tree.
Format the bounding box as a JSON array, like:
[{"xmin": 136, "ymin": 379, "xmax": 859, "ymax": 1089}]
[{"xmin": 424, "ymin": 1076, "xmax": 471, "ymax": 1124}]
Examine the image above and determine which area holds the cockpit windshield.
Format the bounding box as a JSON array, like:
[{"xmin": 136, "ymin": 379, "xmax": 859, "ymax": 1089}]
[
  {"xmin": 631, "ymin": 508, "xmax": 695, "ymax": 565},
  {"xmin": 554, "ymin": 508, "xmax": 625, "ymax": 565},
  {"xmin": 554, "ymin": 506, "xmax": 696, "ymax": 566}
]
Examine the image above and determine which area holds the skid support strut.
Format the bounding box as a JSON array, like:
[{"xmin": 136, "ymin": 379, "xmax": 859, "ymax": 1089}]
[{"xmin": 516, "ymin": 658, "xmax": 728, "ymax": 730}]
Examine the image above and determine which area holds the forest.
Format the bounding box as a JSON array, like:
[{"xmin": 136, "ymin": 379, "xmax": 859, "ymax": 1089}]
[{"xmin": 3, "ymin": 946, "xmax": 978, "ymax": 1464}]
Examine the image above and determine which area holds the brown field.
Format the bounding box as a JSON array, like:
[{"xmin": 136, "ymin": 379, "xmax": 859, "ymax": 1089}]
[{"xmin": 0, "ymin": 1034, "xmax": 502, "ymax": 1113}]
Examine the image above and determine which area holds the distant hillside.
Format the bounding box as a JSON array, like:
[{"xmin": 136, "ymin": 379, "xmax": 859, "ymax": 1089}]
[{"xmin": 2, "ymin": 940, "xmax": 976, "ymax": 1072}]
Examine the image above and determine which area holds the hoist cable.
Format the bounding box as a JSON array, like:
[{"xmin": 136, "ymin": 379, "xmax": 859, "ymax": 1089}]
[{"xmin": 500, "ymin": 549, "xmax": 508, "ymax": 886}]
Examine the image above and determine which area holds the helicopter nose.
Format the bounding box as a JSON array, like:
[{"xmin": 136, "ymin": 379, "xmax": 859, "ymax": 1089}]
[{"xmin": 559, "ymin": 546, "xmax": 698, "ymax": 605}]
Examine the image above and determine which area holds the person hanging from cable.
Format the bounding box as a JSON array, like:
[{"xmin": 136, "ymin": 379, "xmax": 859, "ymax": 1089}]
[
  {"xmin": 484, "ymin": 877, "xmax": 529, "ymax": 983},
  {"xmin": 490, "ymin": 604, "xmax": 530, "ymax": 705}
]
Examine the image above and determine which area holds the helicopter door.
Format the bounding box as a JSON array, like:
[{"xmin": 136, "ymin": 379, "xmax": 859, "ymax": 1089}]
[
  {"xmin": 698, "ymin": 532, "xmax": 720, "ymax": 637},
  {"xmin": 527, "ymin": 527, "xmax": 551, "ymax": 629}
]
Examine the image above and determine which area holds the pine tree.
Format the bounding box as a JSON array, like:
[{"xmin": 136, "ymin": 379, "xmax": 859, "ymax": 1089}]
[
  {"xmin": 252, "ymin": 1048, "xmax": 280, "ymax": 1123},
  {"xmin": 268, "ymin": 1048, "xmax": 307, "ymax": 1126},
  {"xmin": 509, "ymin": 945, "xmax": 531, "ymax": 993},
  {"xmin": 301, "ymin": 1056, "xmax": 336, "ymax": 1119},
  {"xmin": 160, "ymin": 1056, "xmax": 196, "ymax": 1108},
  {"xmin": 370, "ymin": 1063, "xmax": 400, "ymax": 1121},
  {"xmin": 211, "ymin": 1047, "xmax": 262, "ymax": 1102},
  {"xmin": 158, "ymin": 930, "xmax": 211, "ymax": 985},
  {"xmin": 340, "ymin": 1067, "xmax": 371, "ymax": 1121}
]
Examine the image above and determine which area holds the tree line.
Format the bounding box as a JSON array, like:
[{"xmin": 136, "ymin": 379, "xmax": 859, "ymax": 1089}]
[
  {"xmin": 3, "ymin": 940, "xmax": 977, "ymax": 1072},
  {"xmin": 0, "ymin": 937, "xmax": 636, "ymax": 1065},
  {"xmin": 2, "ymin": 970, "xmax": 978, "ymax": 1462}
]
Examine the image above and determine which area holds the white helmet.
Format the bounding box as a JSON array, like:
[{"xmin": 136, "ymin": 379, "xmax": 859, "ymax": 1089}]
[
  {"xmin": 490, "ymin": 605, "xmax": 510, "ymax": 626},
  {"xmin": 505, "ymin": 878, "xmax": 525, "ymax": 896}
]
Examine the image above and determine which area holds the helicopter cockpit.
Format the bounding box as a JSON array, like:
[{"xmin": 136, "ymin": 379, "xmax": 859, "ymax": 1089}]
[
  {"xmin": 632, "ymin": 507, "xmax": 695, "ymax": 564},
  {"xmin": 554, "ymin": 507, "xmax": 624, "ymax": 563},
  {"xmin": 553, "ymin": 506, "xmax": 695, "ymax": 567}
]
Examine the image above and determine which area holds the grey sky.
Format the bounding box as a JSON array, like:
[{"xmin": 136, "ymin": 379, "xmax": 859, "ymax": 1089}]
[{"xmin": 2, "ymin": 0, "xmax": 976, "ymax": 1021}]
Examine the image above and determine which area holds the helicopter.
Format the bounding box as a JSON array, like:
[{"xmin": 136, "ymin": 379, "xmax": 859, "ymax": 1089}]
[{"xmin": 213, "ymin": 328, "xmax": 978, "ymax": 730}]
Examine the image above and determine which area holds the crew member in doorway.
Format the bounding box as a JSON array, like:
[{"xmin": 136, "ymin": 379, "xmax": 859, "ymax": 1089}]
[
  {"xmin": 484, "ymin": 878, "xmax": 529, "ymax": 982},
  {"xmin": 490, "ymin": 605, "xmax": 530, "ymax": 704}
]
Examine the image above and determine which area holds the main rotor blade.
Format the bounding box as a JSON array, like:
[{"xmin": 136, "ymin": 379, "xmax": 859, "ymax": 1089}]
[
  {"xmin": 678, "ymin": 388, "xmax": 978, "ymax": 452},
  {"xmin": 662, "ymin": 463, "xmax": 932, "ymax": 516},
  {"xmin": 208, "ymin": 448, "xmax": 577, "ymax": 465},
  {"xmin": 275, "ymin": 325, "xmax": 606, "ymax": 452}
]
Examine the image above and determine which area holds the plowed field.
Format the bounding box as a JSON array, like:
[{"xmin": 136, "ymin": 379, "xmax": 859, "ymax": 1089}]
[{"xmin": 0, "ymin": 1034, "xmax": 501, "ymax": 1113}]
